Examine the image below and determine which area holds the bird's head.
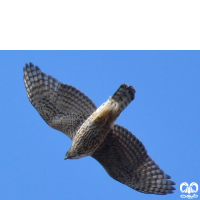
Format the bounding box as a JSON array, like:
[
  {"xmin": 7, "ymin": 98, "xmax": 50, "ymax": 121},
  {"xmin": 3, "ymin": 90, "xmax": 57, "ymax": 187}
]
[{"xmin": 64, "ymin": 148, "xmax": 80, "ymax": 160}]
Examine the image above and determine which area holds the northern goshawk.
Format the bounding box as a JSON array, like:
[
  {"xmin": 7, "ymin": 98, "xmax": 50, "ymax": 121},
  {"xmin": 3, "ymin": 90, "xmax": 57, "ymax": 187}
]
[{"xmin": 23, "ymin": 63, "xmax": 175, "ymax": 195}]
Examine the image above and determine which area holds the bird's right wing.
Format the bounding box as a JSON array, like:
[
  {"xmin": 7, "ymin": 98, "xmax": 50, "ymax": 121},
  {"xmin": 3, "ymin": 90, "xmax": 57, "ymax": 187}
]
[
  {"xmin": 92, "ymin": 124, "xmax": 175, "ymax": 194},
  {"xmin": 23, "ymin": 63, "xmax": 97, "ymax": 139}
]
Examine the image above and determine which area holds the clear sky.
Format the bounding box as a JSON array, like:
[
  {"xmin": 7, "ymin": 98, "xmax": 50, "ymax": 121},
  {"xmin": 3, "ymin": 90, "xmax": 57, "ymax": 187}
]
[{"xmin": 0, "ymin": 51, "xmax": 200, "ymax": 200}]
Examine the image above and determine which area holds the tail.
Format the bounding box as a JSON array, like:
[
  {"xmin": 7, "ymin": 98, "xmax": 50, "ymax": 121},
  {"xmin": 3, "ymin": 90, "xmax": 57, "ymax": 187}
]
[{"xmin": 111, "ymin": 84, "xmax": 136, "ymax": 113}]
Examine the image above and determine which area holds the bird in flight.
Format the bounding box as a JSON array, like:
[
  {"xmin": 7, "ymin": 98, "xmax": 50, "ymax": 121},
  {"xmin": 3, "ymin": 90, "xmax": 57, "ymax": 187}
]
[{"xmin": 23, "ymin": 62, "xmax": 175, "ymax": 195}]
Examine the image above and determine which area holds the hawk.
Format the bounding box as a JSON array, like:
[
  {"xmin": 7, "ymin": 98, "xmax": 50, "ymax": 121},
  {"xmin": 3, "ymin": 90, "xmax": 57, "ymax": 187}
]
[{"xmin": 23, "ymin": 63, "xmax": 175, "ymax": 195}]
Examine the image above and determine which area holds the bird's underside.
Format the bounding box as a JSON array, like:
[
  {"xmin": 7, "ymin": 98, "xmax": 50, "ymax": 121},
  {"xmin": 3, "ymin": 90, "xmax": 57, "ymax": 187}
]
[{"xmin": 23, "ymin": 62, "xmax": 176, "ymax": 195}]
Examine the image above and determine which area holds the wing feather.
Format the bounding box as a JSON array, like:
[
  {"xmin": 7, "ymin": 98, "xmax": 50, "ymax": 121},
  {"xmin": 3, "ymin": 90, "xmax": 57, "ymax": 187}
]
[
  {"xmin": 23, "ymin": 63, "xmax": 96, "ymax": 139},
  {"xmin": 92, "ymin": 124, "xmax": 175, "ymax": 194}
]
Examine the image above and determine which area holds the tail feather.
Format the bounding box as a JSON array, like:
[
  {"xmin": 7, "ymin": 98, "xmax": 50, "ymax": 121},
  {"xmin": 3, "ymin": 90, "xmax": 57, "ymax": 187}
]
[{"xmin": 111, "ymin": 84, "xmax": 136, "ymax": 112}]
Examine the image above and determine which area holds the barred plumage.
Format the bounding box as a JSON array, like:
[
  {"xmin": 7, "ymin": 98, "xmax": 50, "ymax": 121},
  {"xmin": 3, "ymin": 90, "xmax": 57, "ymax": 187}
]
[
  {"xmin": 23, "ymin": 62, "xmax": 175, "ymax": 195},
  {"xmin": 23, "ymin": 63, "xmax": 96, "ymax": 139}
]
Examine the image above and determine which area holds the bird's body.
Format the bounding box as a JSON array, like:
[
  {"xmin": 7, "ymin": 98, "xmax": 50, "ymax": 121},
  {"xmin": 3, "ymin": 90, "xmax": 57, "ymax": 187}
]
[
  {"xmin": 23, "ymin": 63, "xmax": 175, "ymax": 195},
  {"xmin": 66, "ymin": 85, "xmax": 135, "ymax": 159}
]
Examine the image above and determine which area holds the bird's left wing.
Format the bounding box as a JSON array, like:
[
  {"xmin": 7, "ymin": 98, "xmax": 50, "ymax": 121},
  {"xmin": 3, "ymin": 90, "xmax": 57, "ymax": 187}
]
[
  {"xmin": 92, "ymin": 124, "xmax": 176, "ymax": 195},
  {"xmin": 23, "ymin": 63, "xmax": 96, "ymax": 139}
]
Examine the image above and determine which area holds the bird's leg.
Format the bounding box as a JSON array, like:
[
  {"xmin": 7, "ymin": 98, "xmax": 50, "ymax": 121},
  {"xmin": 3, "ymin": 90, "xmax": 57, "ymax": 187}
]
[{"xmin": 93, "ymin": 106, "xmax": 112, "ymax": 122}]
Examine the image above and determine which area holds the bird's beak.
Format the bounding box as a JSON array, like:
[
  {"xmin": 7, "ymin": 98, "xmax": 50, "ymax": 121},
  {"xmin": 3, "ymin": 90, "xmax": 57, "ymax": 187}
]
[{"xmin": 64, "ymin": 152, "xmax": 68, "ymax": 160}]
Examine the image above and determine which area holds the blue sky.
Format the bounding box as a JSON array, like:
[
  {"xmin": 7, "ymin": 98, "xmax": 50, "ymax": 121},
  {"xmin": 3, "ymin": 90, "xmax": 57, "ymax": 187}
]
[{"xmin": 0, "ymin": 51, "xmax": 200, "ymax": 200}]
